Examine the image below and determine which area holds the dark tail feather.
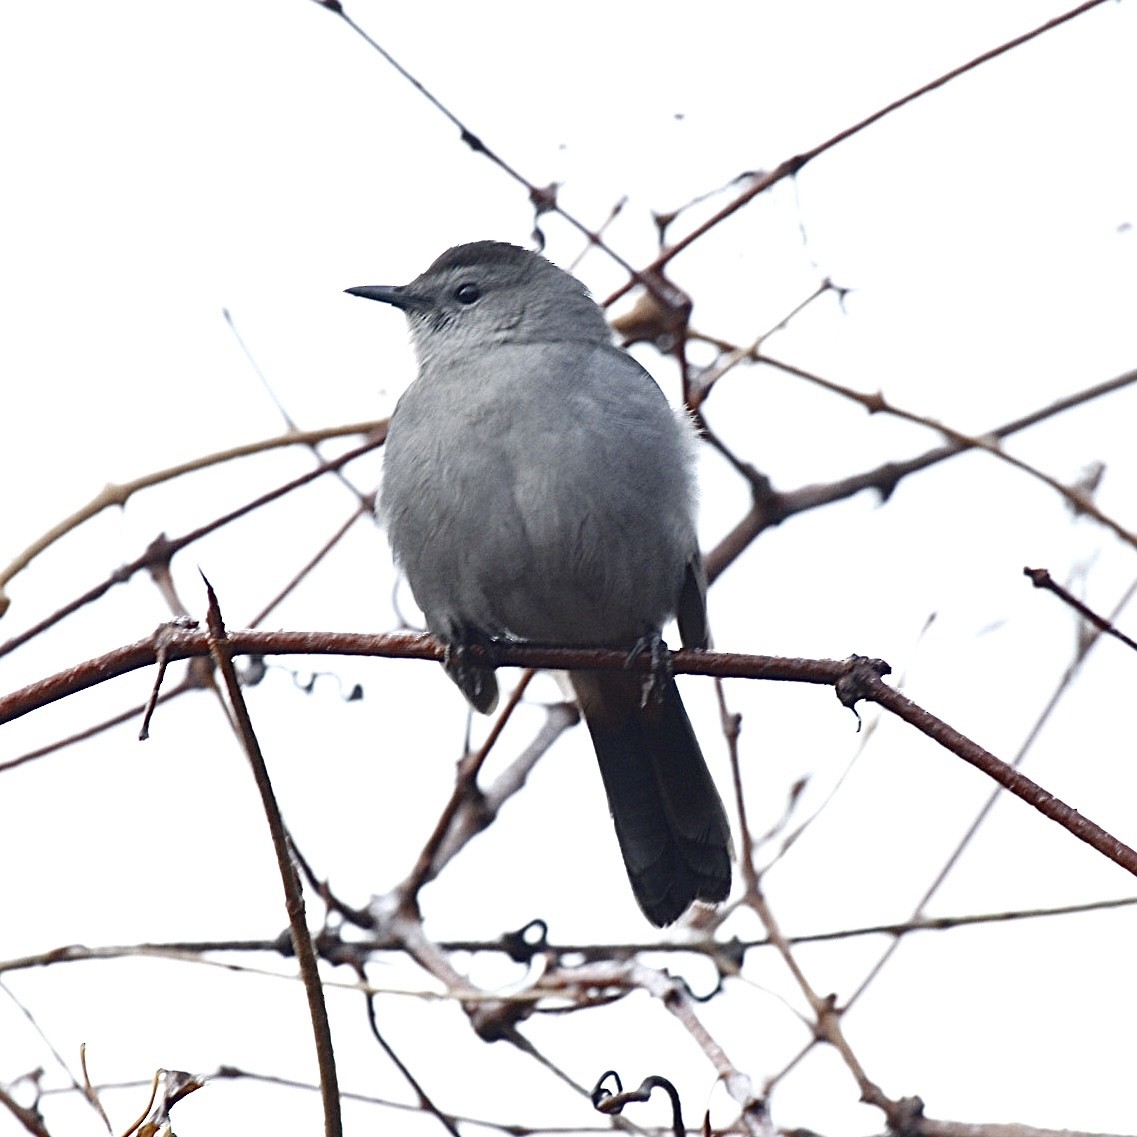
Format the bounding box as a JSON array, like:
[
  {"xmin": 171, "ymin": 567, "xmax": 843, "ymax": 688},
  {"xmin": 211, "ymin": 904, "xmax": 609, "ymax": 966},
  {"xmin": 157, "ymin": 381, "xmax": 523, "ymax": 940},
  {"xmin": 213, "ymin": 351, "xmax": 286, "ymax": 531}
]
[{"xmin": 572, "ymin": 671, "xmax": 732, "ymax": 926}]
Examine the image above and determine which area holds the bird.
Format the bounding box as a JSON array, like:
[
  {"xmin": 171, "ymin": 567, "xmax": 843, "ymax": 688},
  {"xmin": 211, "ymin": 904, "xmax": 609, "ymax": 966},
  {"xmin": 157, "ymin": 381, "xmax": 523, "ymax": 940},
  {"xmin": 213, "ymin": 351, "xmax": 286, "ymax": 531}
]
[{"xmin": 347, "ymin": 241, "xmax": 731, "ymax": 926}]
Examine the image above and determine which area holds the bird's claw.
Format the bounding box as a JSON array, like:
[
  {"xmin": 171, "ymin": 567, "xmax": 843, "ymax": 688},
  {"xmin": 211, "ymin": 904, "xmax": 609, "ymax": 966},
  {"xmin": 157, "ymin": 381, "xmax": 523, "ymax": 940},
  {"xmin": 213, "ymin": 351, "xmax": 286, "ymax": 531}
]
[
  {"xmin": 444, "ymin": 628, "xmax": 500, "ymax": 714},
  {"xmin": 625, "ymin": 631, "xmax": 672, "ymax": 707}
]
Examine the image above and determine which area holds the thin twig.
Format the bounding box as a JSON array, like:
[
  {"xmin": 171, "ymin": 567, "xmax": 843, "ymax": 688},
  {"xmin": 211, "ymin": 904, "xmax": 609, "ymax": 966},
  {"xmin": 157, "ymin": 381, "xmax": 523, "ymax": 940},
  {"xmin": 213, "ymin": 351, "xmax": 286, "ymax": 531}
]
[
  {"xmin": 399, "ymin": 670, "xmax": 536, "ymax": 904},
  {"xmin": 7, "ymin": 894, "xmax": 1136, "ymax": 978},
  {"xmin": 0, "ymin": 422, "xmax": 384, "ymax": 616},
  {"xmin": 705, "ymin": 362, "xmax": 1137, "ymax": 581},
  {"xmin": 0, "ymin": 433, "xmax": 385, "ymax": 657},
  {"xmin": 361, "ymin": 989, "xmax": 461, "ymax": 1137},
  {"xmin": 603, "ymin": 0, "xmax": 1113, "ymax": 306},
  {"xmin": 1025, "ymin": 567, "xmax": 1137, "ymax": 653}
]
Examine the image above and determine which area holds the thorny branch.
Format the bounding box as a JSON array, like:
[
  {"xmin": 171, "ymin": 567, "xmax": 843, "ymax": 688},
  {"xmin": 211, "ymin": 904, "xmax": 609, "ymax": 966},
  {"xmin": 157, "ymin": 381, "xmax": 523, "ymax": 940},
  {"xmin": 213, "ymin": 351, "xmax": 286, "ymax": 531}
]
[
  {"xmin": 202, "ymin": 579, "xmax": 342, "ymax": 1137},
  {"xmin": 704, "ymin": 362, "xmax": 1137, "ymax": 581},
  {"xmin": 0, "ymin": 422, "xmax": 385, "ymax": 619},
  {"xmin": 3, "ymin": 4, "xmax": 1133, "ymax": 1135},
  {"xmin": 0, "ymin": 432, "xmax": 386, "ymax": 656},
  {"xmin": 4, "ymin": 630, "xmax": 1137, "ymax": 884}
]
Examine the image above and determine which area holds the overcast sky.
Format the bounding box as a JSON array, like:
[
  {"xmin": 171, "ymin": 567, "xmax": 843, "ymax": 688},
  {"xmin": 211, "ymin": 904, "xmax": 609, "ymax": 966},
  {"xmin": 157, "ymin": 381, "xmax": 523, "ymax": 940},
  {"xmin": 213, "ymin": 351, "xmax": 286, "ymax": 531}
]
[{"xmin": 2, "ymin": 3, "xmax": 1136, "ymax": 1135}]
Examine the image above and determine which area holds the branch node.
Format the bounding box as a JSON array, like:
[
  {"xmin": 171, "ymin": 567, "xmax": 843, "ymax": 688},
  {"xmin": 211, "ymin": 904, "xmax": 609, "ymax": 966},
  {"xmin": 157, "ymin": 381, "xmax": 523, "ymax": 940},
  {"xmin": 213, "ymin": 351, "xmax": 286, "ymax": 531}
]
[
  {"xmin": 138, "ymin": 617, "xmax": 200, "ymax": 740},
  {"xmin": 885, "ymin": 1094, "xmax": 926, "ymax": 1135},
  {"xmin": 459, "ymin": 128, "xmax": 485, "ymax": 153},
  {"xmin": 529, "ymin": 182, "xmax": 559, "ymax": 215},
  {"xmin": 835, "ymin": 655, "xmax": 892, "ymax": 723},
  {"xmin": 863, "ymin": 389, "xmax": 888, "ymax": 414}
]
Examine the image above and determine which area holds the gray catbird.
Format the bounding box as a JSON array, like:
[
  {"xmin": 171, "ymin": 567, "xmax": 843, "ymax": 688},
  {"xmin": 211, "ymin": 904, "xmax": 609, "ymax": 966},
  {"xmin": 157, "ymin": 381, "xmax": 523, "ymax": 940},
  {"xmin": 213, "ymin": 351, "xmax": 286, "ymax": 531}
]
[{"xmin": 347, "ymin": 241, "xmax": 731, "ymax": 926}]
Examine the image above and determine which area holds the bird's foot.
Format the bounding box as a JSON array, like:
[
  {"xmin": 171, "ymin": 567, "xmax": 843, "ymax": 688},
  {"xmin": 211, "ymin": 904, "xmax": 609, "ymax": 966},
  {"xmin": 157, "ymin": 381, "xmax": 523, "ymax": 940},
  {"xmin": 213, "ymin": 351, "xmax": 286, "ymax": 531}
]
[
  {"xmin": 624, "ymin": 631, "xmax": 672, "ymax": 708},
  {"xmin": 443, "ymin": 627, "xmax": 500, "ymax": 714}
]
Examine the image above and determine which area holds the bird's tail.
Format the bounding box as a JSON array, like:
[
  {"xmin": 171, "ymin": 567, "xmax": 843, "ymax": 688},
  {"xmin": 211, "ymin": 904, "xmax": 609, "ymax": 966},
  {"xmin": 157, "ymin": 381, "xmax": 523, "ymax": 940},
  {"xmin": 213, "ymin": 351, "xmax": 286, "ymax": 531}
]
[{"xmin": 572, "ymin": 670, "xmax": 732, "ymax": 926}]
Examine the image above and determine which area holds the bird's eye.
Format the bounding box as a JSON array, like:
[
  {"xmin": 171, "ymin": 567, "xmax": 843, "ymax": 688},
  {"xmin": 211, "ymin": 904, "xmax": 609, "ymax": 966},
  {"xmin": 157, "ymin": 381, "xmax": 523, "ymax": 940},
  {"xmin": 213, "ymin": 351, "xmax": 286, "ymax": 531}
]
[{"xmin": 454, "ymin": 282, "xmax": 481, "ymax": 305}]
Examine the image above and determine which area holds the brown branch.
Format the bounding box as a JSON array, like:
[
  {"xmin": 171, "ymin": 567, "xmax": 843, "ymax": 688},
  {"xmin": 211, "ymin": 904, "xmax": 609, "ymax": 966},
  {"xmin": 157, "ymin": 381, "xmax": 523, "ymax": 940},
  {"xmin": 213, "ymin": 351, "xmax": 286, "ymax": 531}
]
[
  {"xmin": 767, "ymin": 574, "xmax": 1137, "ymax": 1096},
  {"xmin": 326, "ymin": 7, "xmax": 645, "ymax": 283},
  {"xmin": 716, "ymin": 678, "xmax": 760, "ymax": 903},
  {"xmin": 397, "ymin": 669, "xmax": 537, "ymax": 907},
  {"xmin": 0, "ymin": 432, "xmax": 385, "ymax": 657},
  {"xmin": 603, "ymin": 0, "xmax": 1113, "ymax": 305},
  {"xmin": 758, "ymin": 356, "xmax": 1137, "ymax": 445},
  {"xmin": 705, "ymin": 362, "xmax": 1137, "ymax": 582},
  {"xmin": 248, "ymin": 503, "xmax": 373, "ymax": 628},
  {"xmin": 747, "ymin": 882, "xmax": 896, "ymax": 1117},
  {"xmin": 201, "ymin": 579, "xmax": 342, "ymax": 1137},
  {"xmin": 915, "ymin": 1120, "xmax": 1130, "ymax": 1137},
  {"xmin": 1025, "ymin": 566, "xmax": 1137, "ymax": 653},
  {"xmin": 0, "ymin": 630, "xmax": 846, "ymax": 726},
  {"xmin": 431, "ymin": 698, "xmax": 578, "ymax": 880},
  {"xmin": 7, "ymin": 634, "xmax": 1137, "ymax": 903},
  {"xmin": 756, "ymin": 359, "xmax": 1137, "ymax": 550},
  {"xmin": 0, "ymin": 422, "xmax": 385, "ymax": 619},
  {"xmin": 0, "ymin": 675, "xmax": 205, "ymax": 774},
  {"xmin": 319, "ymin": 1, "xmax": 1112, "ymax": 336},
  {"xmin": 360, "ymin": 989, "xmax": 461, "ymax": 1137},
  {"xmin": 8, "ymin": 895, "xmax": 1135, "ymax": 980},
  {"xmin": 0, "ymin": 1085, "xmax": 50, "ymax": 1137},
  {"xmin": 845, "ymin": 660, "xmax": 1137, "ymax": 874}
]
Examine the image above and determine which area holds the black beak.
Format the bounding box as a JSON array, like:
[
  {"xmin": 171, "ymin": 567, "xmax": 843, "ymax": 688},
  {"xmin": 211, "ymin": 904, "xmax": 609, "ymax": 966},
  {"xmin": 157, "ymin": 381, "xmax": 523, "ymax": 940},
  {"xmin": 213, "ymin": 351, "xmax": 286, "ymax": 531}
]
[{"xmin": 345, "ymin": 284, "xmax": 428, "ymax": 312}]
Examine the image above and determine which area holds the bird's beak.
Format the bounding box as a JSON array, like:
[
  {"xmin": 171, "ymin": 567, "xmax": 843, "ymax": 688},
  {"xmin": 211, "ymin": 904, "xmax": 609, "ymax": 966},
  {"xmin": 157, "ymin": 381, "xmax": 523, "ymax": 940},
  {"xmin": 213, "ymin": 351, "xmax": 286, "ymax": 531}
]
[{"xmin": 345, "ymin": 284, "xmax": 429, "ymax": 312}]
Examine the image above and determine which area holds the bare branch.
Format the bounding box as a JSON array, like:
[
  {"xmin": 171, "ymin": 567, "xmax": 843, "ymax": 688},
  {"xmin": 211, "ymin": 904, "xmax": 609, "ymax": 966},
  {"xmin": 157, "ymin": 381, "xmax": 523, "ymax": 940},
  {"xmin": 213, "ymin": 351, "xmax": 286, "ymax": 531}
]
[
  {"xmin": 201, "ymin": 578, "xmax": 342, "ymax": 1137},
  {"xmin": 0, "ymin": 422, "xmax": 385, "ymax": 618}
]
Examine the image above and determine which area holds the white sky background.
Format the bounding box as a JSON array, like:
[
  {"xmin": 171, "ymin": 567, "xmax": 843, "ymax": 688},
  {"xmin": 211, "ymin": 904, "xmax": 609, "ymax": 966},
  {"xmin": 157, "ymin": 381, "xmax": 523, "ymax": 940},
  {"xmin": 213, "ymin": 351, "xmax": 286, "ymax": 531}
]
[{"xmin": 1, "ymin": 1, "xmax": 1136, "ymax": 1135}]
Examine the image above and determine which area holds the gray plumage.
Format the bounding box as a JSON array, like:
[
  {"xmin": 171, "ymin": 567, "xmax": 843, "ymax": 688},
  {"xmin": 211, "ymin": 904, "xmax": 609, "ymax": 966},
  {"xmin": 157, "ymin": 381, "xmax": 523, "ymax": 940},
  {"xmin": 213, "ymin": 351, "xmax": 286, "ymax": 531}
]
[{"xmin": 348, "ymin": 241, "xmax": 731, "ymax": 926}]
